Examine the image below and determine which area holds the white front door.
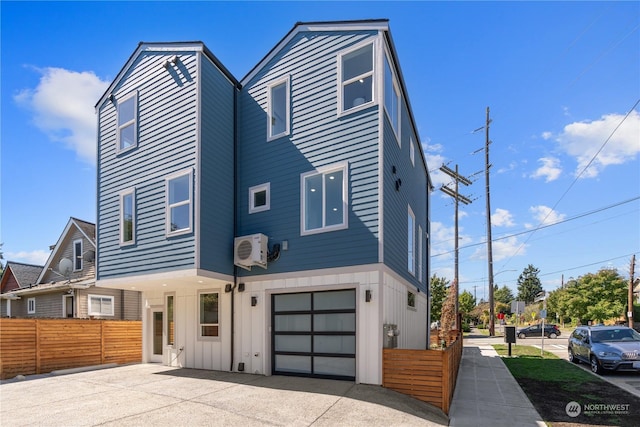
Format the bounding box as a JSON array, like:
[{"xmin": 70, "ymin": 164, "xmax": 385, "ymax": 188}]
[{"xmin": 150, "ymin": 310, "xmax": 164, "ymax": 363}]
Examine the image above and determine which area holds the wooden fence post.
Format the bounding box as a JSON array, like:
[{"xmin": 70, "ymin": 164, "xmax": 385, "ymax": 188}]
[
  {"xmin": 35, "ymin": 319, "xmax": 41, "ymax": 374},
  {"xmin": 101, "ymin": 320, "xmax": 106, "ymax": 364}
]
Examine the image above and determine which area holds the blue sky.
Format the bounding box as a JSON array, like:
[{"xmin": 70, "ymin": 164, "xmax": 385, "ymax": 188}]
[{"xmin": 2, "ymin": 1, "xmax": 639, "ymax": 300}]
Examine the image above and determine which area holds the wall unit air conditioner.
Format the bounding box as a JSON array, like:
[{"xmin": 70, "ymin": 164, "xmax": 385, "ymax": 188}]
[{"xmin": 234, "ymin": 233, "xmax": 268, "ymax": 270}]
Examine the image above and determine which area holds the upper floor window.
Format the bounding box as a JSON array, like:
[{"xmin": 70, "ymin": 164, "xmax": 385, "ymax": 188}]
[
  {"xmin": 120, "ymin": 188, "xmax": 135, "ymax": 245},
  {"xmin": 339, "ymin": 43, "xmax": 373, "ymax": 114},
  {"xmin": 28, "ymin": 298, "xmax": 36, "ymax": 314},
  {"xmin": 88, "ymin": 294, "xmax": 114, "ymax": 316},
  {"xmin": 267, "ymin": 77, "xmax": 290, "ymax": 140},
  {"xmin": 384, "ymin": 55, "xmax": 400, "ymax": 141},
  {"xmin": 418, "ymin": 225, "xmax": 423, "ymax": 283},
  {"xmin": 117, "ymin": 92, "xmax": 137, "ymax": 153},
  {"xmin": 301, "ymin": 162, "xmax": 348, "ymax": 235},
  {"xmin": 408, "ymin": 206, "xmax": 415, "ymax": 275},
  {"xmin": 199, "ymin": 291, "xmax": 219, "ymax": 339},
  {"xmin": 73, "ymin": 239, "xmax": 83, "ymax": 271},
  {"xmin": 249, "ymin": 183, "xmax": 270, "ymax": 214},
  {"xmin": 410, "ymin": 137, "xmax": 415, "ymax": 166},
  {"xmin": 166, "ymin": 170, "xmax": 192, "ymax": 236}
]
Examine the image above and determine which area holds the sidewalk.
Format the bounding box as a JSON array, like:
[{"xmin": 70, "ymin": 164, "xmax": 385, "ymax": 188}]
[{"xmin": 448, "ymin": 339, "xmax": 545, "ymax": 427}]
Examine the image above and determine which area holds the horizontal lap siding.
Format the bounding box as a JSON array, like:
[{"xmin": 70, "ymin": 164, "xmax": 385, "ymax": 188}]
[
  {"xmin": 98, "ymin": 51, "xmax": 199, "ymax": 279},
  {"xmin": 198, "ymin": 55, "xmax": 236, "ymax": 274},
  {"xmin": 237, "ymin": 31, "xmax": 380, "ymax": 274}
]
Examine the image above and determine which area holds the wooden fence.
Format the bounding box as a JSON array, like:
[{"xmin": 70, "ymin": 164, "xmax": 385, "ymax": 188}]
[
  {"xmin": 0, "ymin": 318, "xmax": 142, "ymax": 380},
  {"xmin": 383, "ymin": 334, "xmax": 463, "ymax": 414}
]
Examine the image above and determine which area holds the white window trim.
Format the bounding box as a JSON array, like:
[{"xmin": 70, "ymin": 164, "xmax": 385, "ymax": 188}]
[
  {"xmin": 337, "ymin": 41, "xmax": 375, "ymax": 117},
  {"xmin": 62, "ymin": 294, "xmax": 73, "ymax": 318},
  {"xmin": 88, "ymin": 294, "xmax": 115, "ymax": 317},
  {"xmin": 408, "ymin": 205, "xmax": 415, "ymax": 276},
  {"xmin": 407, "ymin": 290, "xmax": 416, "ymax": 309},
  {"xmin": 300, "ymin": 162, "xmax": 349, "ymax": 236},
  {"xmin": 266, "ymin": 76, "xmax": 290, "ymax": 141},
  {"xmin": 73, "ymin": 239, "xmax": 83, "ymax": 272},
  {"xmin": 418, "ymin": 225, "xmax": 423, "ymax": 283},
  {"xmin": 198, "ymin": 290, "xmax": 220, "ymax": 341},
  {"xmin": 384, "ymin": 54, "xmax": 401, "ymax": 145},
  {"xmin": 116, "ymin": 91, "xmax": 138, "ymax": 154},
  {"xmin": 120, "ymin": 188, "xmax": 136, "ymax": 245},
  {"xmin": 249, "ymin": 182, "xmax": 271, "ymax": 214},
  {"xmin": 27, "ymin": 297, "xmax": 36, "ymax": 314},
  {"xmin": 165, "ymin": 169, "xmax": 193, "ymax": 237},
  {"xmin": 410, "ymin": 137, "xmax": 415, "ymax": 167}
]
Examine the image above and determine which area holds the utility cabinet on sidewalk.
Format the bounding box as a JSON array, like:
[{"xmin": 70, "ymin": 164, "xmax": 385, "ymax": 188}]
[{"xmin": 505, "ymin": 326, "xmax": 516, "ymax": 343}]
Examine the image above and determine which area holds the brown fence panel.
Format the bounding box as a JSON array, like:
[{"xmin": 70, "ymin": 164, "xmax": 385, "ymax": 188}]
[
  {"xmin": 0, "ymin": 319, "xmax": 37, "ymax": 379},
  {"xmin": 0, "ymin": 318, "xmax": 142, "ymax": 380},
  {"xmin": 383, "ymin": 334, "xmax": 463, "ymax": 414}
]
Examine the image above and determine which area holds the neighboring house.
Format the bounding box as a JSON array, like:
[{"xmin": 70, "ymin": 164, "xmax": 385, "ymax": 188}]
[
  {"xmin": 1, "ymin": 217, "xmax": 141, "ymax": 320},
  {"xmin": 95, "ymin": 19, "xmax": 431, "ymax": 384}
]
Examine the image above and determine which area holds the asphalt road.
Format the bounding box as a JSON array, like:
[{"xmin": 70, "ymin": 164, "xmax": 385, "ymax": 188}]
[{"xmin": 465, "ymin": 331, "xmax": 640, "ymax": 399}]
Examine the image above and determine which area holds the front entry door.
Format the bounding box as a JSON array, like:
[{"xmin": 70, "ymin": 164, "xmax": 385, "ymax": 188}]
[{"xmin": 151, "ymin": 310, "xmax": 163, "ymax": 363}]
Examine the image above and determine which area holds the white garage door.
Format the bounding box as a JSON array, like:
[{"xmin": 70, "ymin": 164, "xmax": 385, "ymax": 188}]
[{"xmin": 272, "ymin": 289, "xmax": 356, "ymax": 380}]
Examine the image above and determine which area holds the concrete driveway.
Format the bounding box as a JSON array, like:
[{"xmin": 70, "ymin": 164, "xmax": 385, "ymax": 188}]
[{"xmin": 0, "ymin": 364, "xmax": 448, "ymax": 426}]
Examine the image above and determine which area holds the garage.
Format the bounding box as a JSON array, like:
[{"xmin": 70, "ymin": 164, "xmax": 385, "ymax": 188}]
[{"xmin": 272, "ymin": 289, "xmax": 356, "ymax": 380}]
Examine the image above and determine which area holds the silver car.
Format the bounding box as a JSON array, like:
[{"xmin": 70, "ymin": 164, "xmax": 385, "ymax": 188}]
[{"xmin": 568, "ymin": 325, "xmax": 640, "ymax": 375}]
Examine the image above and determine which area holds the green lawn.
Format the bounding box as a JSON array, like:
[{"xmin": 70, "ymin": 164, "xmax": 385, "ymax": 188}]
[{"xmin": 492, "ymin": 344, "xmax": 640, "ymax": 426}]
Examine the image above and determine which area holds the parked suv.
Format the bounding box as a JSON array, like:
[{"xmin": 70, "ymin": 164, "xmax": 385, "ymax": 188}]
[
  {"xmin": 568, "ymin": 325, "xmax": 640, "ymax": 375},
  {"xmin": 517, "ymin": 323, "xmax": 561, "ymax": 339}
]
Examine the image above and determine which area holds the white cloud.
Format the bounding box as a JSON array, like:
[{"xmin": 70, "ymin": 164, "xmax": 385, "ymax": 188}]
[
  {"xmin": 530, "ymin": 156, "xmax": 562, "ymax": 182},
  {"xmin": 491, "ymin": 208, "xmax": 515, "ymax": 227},
  {"xmin": 471, "ymin": 236, "xmax": 525, "ymax": 262},
  {"xmin": 555, "ymin": 111, "xmax": 640, "ymax": 178},
  {"xmin": 429, "ymin": 221, "xmax": 473, "ymax": 258},
  {"xmin": 6, "ymin": 250, "xmax": 51, "ymax": 266},
  {"xmin": 528, "ymin": 205, "xmax": 566, "ymax": 227},
  {"xmin": 14, "ymin": 67, "xmax": 110, "ymax": 166},
  {"xmin": 541, "ymin": 131, "xmax": 553, "ymax": 140}
]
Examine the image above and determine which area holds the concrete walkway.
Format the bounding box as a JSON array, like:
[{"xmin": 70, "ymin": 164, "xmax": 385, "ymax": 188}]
[{"xmin": 448, "ymin": 344, "xmax": 545, "ymax": 427}]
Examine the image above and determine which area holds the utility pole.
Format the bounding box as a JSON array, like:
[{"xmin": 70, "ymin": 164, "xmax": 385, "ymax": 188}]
[
  {"xmin": 629, "ymin": 254, "xmax": 636, "ymax": 329},
  {"xmin": 440, "ymin": 163, "xmax": 472, "ymax": 328},
  {"xmin": 484, "ymin": 107, "xmax": 496, "ymax": 337}
]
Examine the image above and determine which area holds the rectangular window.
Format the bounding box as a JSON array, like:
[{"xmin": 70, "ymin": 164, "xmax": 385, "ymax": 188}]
[
  {"xmin": 28, "ymin": 298, "xmax": 36, "ymax": 314},
  {"xmin": 407, "ymin": 291, "xmax": 416, "ymax": 308},
  {"xmin": 199, "ymin": 292, "xmax": 219, "ymax": 338},
  {"xmin": 120, "ymin": 188, "xmax": 135, "ymax": 245},
  {"xmin": 267, "ymin": 77, "xmax": 290, "ymax": 140},
  {"xmin": 73, "ymin": 239, "xmax": 83, "ymax": 271},
  {"xmin": 88, "ymin": 295, "xmax": 114, "ymax": 316},
  {"xmin": 249, "ymin": 183, "xmax": 270, "ymax": 214},
  {"xmin": 166, "ymin": 294, "xmax": 175, "ymax": 346},
  {"xmin": 410, "ymin": 137, "xmax": 415, "ymax": 166},
  {"xmin": 418, "ymin": 225, "xmax": 423, "ymax": 283},
  {"xmin": 384, "ymin": 55, "xmax": 400, "ymax": 141},
  {"xmin": 301, "ymin": 162, "xmax": 348, "ymax": 235},
  {"xmin": 166, "ymin": 170, "xmax": 192, "ymax": 235},
  {"xmin": 408, "ymin": 206, "xmax": 415, "ymax": 275},
  {"xmin": 117, "ymin": 92, "xmax": 137, "ymax": 153},
  {"xmin": 339, "ymin": 43, "xmax": 373, "ymax": 113}
]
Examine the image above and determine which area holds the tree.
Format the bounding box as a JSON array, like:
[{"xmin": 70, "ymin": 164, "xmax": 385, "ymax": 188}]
[
  {"xmin": 439, "ymin": 279, "xmax": 458, "ymax": 346},
  {"xmin": 458, "ymin": 290, "xmax": 476, "ymax": 322},
  {"xmin": 549, "ymin": 269, "xmax": 627, "ymax": 324},
  {"xmin": 516, "ymin": 264, "xmax": 543, "ymax": 304},
  {"xmin": 430, "ymin": 274, "xmax": 449, "ymax": 322},
  {"xmin": 494, "ymin": 285, "xmax": 515, "ymax": 304}
]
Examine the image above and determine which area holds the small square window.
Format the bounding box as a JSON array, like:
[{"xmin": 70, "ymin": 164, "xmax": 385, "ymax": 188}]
[{"xmin": 249, "ymin": 183, "xmax": 270, "ymax": 214}]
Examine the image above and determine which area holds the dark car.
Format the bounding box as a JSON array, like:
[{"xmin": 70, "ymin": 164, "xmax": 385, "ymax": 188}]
[
  {"xmin": 568, "ymin": 325, "xmax": 640, "ymax": 375},
  {"xmin": 517, "ymin": 323, "xmax": 561, "ymax": 339}
]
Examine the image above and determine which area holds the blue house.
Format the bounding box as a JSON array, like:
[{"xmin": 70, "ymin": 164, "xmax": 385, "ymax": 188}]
[{"xmin": 95, "ymin": 19, "xmax": 432, "ymax": 384}]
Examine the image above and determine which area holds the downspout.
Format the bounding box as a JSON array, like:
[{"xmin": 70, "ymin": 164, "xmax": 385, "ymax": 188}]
[{"xmin": 230, "ymin": 81, "xmax": 241, "ymax": 372}]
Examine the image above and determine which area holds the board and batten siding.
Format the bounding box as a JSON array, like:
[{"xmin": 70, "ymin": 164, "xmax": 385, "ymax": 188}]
[
  {"xmin": 97, "ymin": 50, "xmax": 200, "ymax": 280},
  {"xmin": 198, "ymin": 54, "xmax": 237, "ymax": 275},
  {"xmin": 382, "ymin": 100, "xmax": 428, "ymax": 293},
  {"xmin": 236, "ymin": 30, "xmax": 381, "ymax": 275}
]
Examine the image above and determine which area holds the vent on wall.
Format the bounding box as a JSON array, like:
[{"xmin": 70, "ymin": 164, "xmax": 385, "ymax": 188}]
[{"xmin": 234, "ymin": 233, "xmax": 268, "ymax": 271}]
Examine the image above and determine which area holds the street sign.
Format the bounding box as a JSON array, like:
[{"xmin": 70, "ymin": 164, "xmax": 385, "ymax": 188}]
[{"xmin": 540, "ymin": 309, "xmax": 547, "ymax": 319}]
